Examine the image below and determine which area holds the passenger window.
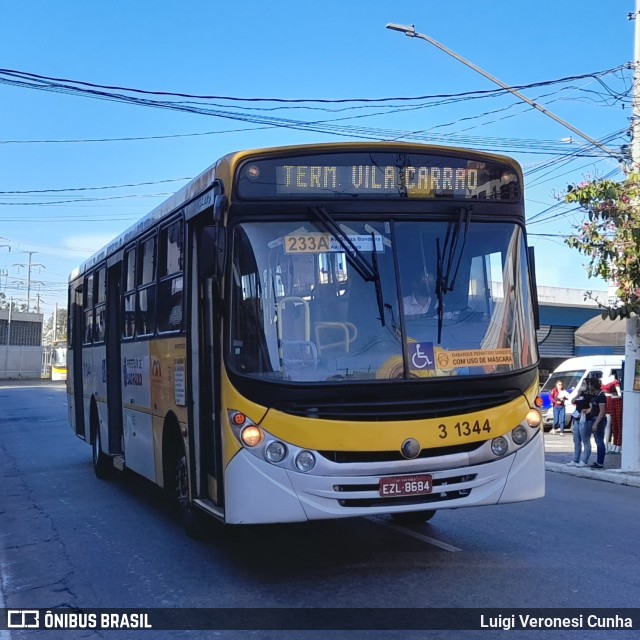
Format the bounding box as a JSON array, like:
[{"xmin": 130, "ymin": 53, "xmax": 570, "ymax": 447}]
[
  {"xmin": 159, "ymin": 219, "xmax": 183, "ymax": 277},
  {"xmin": 94, "ymin": 304, "xmax": 106, "ymax": 343},
  {"xmin": 123, "ymin": 248, "xmax": 136, "ymax": 338},
  {"xmin": 83, "ymin": 274, "xmax": 94, "ymax": 344},
  {"xmin": 123, "ymin": 292, "xmax": 136, "ymax": 338},
  {"xmin": 139, "ymin": 236, "xmax": 156, "ymax": 285},
  {"xmin": 125, "ymin": 248, "xmax": 136, "ymax": 292},
  {"xmin": 158, "ymin": 220, "xmax": 184, "ymax": 333},
  {"xmin": 136, "ymin": 236, "xmax": 157, "ymax": 336},
  {"xmin": 96, "ymin": 268, "xmax": 106, "ymax": 304},
  {"xmin": 137, "ymin": 286, "xmax": 156, "ymax": 336},
  {"xmin": 158, "ymin": 277, "xmax": 183, "ymax": 332},
  {"xmin": 84, "ymin": 309, "xmax": 94, "ymax": 344},
  {"xmin": 85, "ymin": 274, "xmax": 94, "ymax": 309}
]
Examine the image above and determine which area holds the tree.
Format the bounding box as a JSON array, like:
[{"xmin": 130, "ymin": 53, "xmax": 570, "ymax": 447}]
[
  {"xmin": 565, "ymin": 172, "xmax": 640, "ymax": 319},
  {"xmin": 0, "ymin": 293, "xmax": 28, "ymax": 312},
  {"xmin": 43, "ymin": 307, "xmax": 68, "ymax": 345}
]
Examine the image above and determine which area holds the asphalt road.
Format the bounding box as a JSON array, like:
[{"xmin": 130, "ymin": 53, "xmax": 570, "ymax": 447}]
[{"xmin": 1, "ymin": 382, "xmax": 639, "ymax": 639}]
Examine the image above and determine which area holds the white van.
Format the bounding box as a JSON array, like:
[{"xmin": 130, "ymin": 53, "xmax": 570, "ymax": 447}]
[{"xmin": 539, "ymin": 355, "xmax": 624, "ymax": 430}]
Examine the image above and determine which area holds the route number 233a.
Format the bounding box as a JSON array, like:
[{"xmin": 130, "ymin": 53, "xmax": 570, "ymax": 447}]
[{"xmin": 438, "ymin": 419, "xmax": 491, "ymax": 439}]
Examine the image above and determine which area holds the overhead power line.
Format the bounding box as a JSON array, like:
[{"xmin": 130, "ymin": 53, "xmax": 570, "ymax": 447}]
[
  {"xmin": 0, "ymin": 177, "xmax": 190, "ymax": 195},
  {"xmin": 0, "ymin": 65, "xmax": 628, "ymax": 103}
]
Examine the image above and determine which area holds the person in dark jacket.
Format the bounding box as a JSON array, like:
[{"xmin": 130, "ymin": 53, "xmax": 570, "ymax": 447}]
[
  {"xmin": 588, "ymin": 378, "xmax": 607, "ymax": 469},
  {"xmin": 566, "ymin": 382, "xmax": 594, "ymax": 467}
]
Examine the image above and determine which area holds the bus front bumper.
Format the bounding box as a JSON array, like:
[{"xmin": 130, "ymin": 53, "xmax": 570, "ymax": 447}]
[{"xmin": 223, "ymin": 432, "xmax": 545, "ymax": 524}]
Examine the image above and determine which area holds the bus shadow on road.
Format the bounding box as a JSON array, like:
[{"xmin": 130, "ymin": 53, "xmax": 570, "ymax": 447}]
[{"xmin": 108, "ymin": 466, "xmax": 440, "ymax": 576}]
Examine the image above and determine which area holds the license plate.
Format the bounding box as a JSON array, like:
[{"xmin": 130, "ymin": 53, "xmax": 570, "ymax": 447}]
[{"xmin": 379, "ymin": 474, "xmax": 433, "ymax": 497}]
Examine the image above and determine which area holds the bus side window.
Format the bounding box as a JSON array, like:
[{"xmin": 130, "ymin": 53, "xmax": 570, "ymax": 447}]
[
  {"xmin": 137, "ymin": 286, "xmax": 156, "ymax": 336},
  {"xmin": 94, "ymin": 267, "xmax": 106, "ymax": 343},
  {"xmin": 136, "ymin": 236, "xmax": 157, "ymax": 336},
  {"xmin": 83, "ymin": 274, "xmax": 94, "ymax": 345},
  {"xmin": 123, "ymin": 247, "xmax": 136, "ymax": 338},
  {"xmin": 94, "ymin": 305, "xmax": 106, "ymax": 343},
  {"xmin": 158, "ymin": 219, "xmax": 184, "ymax": 333},
  {"xmin": 84, "ymin": 309, "xmax": 94, "ymax": 344}
]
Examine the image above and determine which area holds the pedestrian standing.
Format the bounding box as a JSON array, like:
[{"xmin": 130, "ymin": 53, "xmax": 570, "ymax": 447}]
[
  {"xmin": 588, "ymin": 378, "xmax": 608, "ymax": 469},
  {"xmin": 550, "ymin": 380, "xmax": 570, "ymax": 434},
  {"xmin": 566, "ymin": 382, "xmax": 593, "ymax": 467}
]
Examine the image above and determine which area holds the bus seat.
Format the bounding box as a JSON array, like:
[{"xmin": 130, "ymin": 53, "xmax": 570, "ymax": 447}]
[{"xmin": 277, "ymin": 296, "xmax": 310, "ymax": 342}]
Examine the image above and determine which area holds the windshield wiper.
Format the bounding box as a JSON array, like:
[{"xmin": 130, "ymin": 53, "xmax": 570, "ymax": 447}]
[
  {"xmin": 435, "ymin": 206, "xmax": 472, "ymax": 343},
  {"xmin": 312, "ymin": 206, "xmax": 386, "ymax": 327}
]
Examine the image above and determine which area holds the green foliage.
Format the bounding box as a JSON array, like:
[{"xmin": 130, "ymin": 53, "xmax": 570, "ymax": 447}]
[
  {"xmin": 0, "ymin": 292, "xmax": 28, "ymax": 312},
  {"xmin": 565, "ymin": 172, "xmax": 640, "ymax": 319},
  {"xmin": 43, "ymin": 307, "xmax": 68, "ymax": 344}
]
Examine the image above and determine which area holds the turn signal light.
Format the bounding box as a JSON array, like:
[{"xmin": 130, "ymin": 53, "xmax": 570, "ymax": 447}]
[
  {"xmin": 534, "ymin": 396, "xmax": 543, "ymax": 408},
  {"xmin": 231, "ymin": 412, "xmax": 247, "ymax": 426}
]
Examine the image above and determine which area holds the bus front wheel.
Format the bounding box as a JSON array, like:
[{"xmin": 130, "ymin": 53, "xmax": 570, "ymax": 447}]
[
  {"xmin": 174, "ymin": 444, "xmax": 207, "ymax": 539},
  {"xmin": 92, "ymin": 421, "xmax": 113, "ymax": 480},
  {"xmin": 391, "ymin": 510, "xmax": 436, "ymax": 524}
]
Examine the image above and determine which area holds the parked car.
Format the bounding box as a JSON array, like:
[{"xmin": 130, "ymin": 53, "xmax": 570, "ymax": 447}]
[{"xmin": 539, "ymin": 355, "xmax": 624, "ymax": 431}]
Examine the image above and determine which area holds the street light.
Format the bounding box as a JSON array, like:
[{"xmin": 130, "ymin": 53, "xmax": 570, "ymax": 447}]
[{"xmin": 385, "ymin": 23, "xmax": 622, "ymax": 162}]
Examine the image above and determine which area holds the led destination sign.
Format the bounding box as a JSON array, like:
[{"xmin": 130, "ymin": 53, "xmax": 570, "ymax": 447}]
[
  {"xmin": 237, "ymin": 152, "xmax": 520, "ymax": 201},
  {"xmin": 280, "ymin": 164, "xmax": 478, "ymax": 194}
]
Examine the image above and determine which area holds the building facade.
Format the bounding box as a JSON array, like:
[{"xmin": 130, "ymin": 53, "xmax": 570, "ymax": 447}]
[
  {"xmin": 0, "ymin": 310, "xmax": 44, "ymax": 379},
  {"xmin": 536, "ymin": 286, "xmax": 610, "ymax": 381}
]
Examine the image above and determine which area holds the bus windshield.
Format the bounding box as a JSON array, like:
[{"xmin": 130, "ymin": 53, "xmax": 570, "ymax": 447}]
[
  {"xmin": 228, "ymin": 217, "xmax": 537, "ymax": 383},
  {"xmin": 51, "ymin": 347, "xmax": 67, "ymax": 368}
]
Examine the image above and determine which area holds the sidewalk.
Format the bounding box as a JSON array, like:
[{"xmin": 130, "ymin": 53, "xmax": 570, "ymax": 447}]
[{"xmin": 544, "ymin": 430, "xmax": 640, "ymax": 488}]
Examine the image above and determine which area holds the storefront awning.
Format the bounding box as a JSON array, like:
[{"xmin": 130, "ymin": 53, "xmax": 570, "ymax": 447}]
[{"xmin": 574, "ymin": 315, "xmax": 626, "ymax": 348}]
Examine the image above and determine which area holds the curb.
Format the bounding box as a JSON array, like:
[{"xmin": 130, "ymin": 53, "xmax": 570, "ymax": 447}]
[{"xmin": 545, "ymin": 461, "xmax": 640, "ymax": 488}]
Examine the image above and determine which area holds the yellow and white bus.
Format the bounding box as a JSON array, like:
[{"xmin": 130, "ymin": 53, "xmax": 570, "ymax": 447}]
[
  {"xmin": 67, "ymin": 142, "xmax": 544, "ymax": 535},
  {"xmin": 50, "ymin": 341, "xmax": 68, "ymax": 381}
]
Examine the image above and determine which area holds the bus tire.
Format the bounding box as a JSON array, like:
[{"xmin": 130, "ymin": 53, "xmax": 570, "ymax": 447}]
[
  {"xmin": 174, "ymin": 441, "xmax": 207, "ymax": 539},
  {"xmin": 391, "ymin": 510, "xmax": 436, "ymax": 524},
  {"xmin": 91, "ymin": 412, "xmax": 113, "ymax": 480}
]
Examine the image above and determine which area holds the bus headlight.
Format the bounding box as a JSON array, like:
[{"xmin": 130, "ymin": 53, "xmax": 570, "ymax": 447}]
[
  {"xmin": 241, "ymin": 426, "xmax": 263, "ymax": 447},
  {"xmin": 295, "ymin": 450, "xmax": 316, "ymax": 472},
  {"xmin": 491, "ymin": 437, "xmax": 508, "ymax": 457},
  {"xmin": 526, "ymin": 409, "xmax": 542, "ymax": 428},
  {"xmin": 265, "ymin": 441, "xmax": 287, "ymax": 463},
  {"xmin": 512, "ymin": 425, "xmax": 528, "ymax": 445}
]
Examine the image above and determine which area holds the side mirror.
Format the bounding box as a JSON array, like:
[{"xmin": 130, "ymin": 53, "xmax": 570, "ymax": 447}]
[{"xmin": 213, "ymin": 194, "xmax": 228, "ymax": 225}]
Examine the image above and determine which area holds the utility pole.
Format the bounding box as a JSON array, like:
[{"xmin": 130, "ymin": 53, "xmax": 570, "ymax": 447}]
[
  {"xmin": 3, "ymin": 297, "xmax": 12, "ymax": 375},
  {"xmin": 53, "ymin": 303, "xmax": 58, "ymax": 344},
  {"xmin": 386, "ymin": 23, "xmax": 623, "ymax": 162},
  {"xmin": 13, "ymin": 251, "xmax": 45, "ymax": 313},
  {"xmin": 621, "ymin": 0, "xmax": 640, "ymax": 472},
  {"xmin": 0, "ymin": 241, "xmax": 9, "ymax": 302}
]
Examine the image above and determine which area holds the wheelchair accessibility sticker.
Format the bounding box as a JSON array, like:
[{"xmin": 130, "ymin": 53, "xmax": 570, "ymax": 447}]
[{"xmin": 407, "ymin": 342, "xmax": 436, "ymax": 372}]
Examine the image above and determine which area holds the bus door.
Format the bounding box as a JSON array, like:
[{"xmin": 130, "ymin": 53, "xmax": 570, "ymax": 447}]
[
  {"xmin": 71, "ymin": 284, "xmax": 85, "ymax": 437},
  {"xmin": 198, "ymin": 226, "xmax": 223, "ymax": 505},
  {"xmin": 105, "ymin": 262, "xmax": 124, "ymax": 454}
]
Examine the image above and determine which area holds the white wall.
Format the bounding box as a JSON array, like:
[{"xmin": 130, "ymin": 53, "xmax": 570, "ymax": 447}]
[{"xmin": 0, "ymin": 346, "xmax": 43, "ymax": 379}]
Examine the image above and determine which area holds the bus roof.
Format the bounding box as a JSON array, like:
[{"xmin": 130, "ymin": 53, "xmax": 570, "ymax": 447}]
[{"xmin": 69, "ymin": 141, "xmax": 522, "ymax": 281}]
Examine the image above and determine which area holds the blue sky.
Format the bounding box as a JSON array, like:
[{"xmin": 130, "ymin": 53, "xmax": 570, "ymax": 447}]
[{"xmin": 0, "ymin": 0, "xmax": 632, "ymax": 319}]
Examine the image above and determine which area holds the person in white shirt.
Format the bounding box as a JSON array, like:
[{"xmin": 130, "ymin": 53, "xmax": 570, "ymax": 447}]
[{"xmin": 403, "ymin": 272, "xmax": 435, "ymax": 316}]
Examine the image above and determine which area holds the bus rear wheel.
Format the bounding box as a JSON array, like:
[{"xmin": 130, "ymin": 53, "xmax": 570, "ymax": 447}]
[{"xmin": 391, "ymin": 510, "xmax": 436, "ymax": 524}]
